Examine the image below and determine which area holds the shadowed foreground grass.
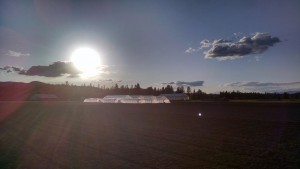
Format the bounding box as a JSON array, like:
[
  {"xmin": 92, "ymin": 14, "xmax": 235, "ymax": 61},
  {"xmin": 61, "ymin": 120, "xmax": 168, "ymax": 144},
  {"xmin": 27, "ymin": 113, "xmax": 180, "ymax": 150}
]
[{"xmin": 0, "ymin": 101, "xmax": 300, "ymax": 169}]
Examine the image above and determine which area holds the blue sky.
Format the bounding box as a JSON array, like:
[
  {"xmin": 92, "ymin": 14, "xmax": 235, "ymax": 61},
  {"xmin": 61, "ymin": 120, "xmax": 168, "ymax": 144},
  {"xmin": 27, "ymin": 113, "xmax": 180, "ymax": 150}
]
[{"xmin": 1, "ymin": 0, "xmax": 300, "ymax": 93}]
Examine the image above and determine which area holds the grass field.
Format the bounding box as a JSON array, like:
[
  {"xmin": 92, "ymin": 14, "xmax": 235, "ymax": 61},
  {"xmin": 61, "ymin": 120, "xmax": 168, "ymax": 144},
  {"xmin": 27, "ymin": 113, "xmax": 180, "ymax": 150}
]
[{"xmin": 1, "ymin": 101, "xmax": 300, "ymax": 169}]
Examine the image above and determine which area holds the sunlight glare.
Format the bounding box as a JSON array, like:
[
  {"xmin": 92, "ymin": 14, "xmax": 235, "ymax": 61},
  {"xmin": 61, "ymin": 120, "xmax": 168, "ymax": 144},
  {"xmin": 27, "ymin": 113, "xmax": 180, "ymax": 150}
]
[{"xmin": 70, "ymin": 47, "xmax": 101, "ymax": 78}]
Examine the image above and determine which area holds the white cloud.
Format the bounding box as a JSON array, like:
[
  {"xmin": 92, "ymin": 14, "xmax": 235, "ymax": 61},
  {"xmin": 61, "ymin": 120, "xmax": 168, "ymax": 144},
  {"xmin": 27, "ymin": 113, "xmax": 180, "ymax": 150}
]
[
  {"xmin": 6, "ymin": 50, "xmax": 30, "ymax": 57},
  {"xmin": 185, "ymin": 47, "xmax": 198, "ymax": 53}
]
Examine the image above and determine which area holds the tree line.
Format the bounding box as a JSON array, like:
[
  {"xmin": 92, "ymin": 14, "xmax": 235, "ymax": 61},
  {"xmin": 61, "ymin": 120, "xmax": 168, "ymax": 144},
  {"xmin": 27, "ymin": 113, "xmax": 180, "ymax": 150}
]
[{"xmin": 0, "ymin": 81, "xmax": 299, "ymax": 101}]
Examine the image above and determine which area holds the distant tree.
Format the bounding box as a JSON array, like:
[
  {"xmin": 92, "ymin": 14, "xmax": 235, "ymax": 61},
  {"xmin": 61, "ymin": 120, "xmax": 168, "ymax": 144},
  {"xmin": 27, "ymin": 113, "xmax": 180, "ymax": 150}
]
[
  {"xmin": 135, "ymin": 83, "xmax": 141, "ymax": 89},
  {"xmin": 176, "ymin": 86, "xmax": 185, "ymax": 93},
  {"xmin": 187, "ymin": 86, "xmax": 191, "ymax": 94},
  {"xmin": 114, "ymin": 83, "xmax": 119, "ymax": 89},
  {"xmin": 165, "ymin": 85, "xmax": 174, "ymax": 93},
  {"xmin": 146, "ymin": 87, "xmax": 153, "ymax": 95},
  {"xmin": 161, "ymin": 87, "xmax": 165, "ymax": 93}
]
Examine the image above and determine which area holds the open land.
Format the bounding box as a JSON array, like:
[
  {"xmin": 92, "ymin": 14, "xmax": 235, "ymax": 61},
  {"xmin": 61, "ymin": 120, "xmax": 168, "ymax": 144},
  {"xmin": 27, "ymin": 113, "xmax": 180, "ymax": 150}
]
[{"xmin": 0, "ymin": 101, "xmax": 300, "ymax": 169}]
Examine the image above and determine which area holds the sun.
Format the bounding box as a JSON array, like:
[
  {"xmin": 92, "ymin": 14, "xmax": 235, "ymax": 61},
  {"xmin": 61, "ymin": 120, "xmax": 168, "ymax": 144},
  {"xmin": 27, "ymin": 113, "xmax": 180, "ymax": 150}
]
[{"xmin": 70, "ymin": 47, "xmax": 101, "ymax": 77}]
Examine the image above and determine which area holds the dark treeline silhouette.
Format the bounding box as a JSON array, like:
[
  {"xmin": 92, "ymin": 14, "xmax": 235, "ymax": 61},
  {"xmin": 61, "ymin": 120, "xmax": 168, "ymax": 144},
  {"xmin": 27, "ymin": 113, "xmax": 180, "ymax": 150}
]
[
  {"xmin": 218, "ymin": 90, "xmax": 300, "ymax": 100},
  {"xmin": 0, "ymin": 81, "xmax": 299, "ymax": 101}
]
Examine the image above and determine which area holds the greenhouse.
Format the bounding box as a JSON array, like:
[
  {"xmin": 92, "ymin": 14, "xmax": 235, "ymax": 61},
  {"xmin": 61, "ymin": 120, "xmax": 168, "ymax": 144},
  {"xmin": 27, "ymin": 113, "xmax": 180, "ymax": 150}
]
[
  {"xmin": 98, "ymin": 95, "xmax": 171, "ymax": 104},
  {"xmin": 155, "ymin": 96, "xmax": 171, "ymax": 103},
  {"xmin": 83, "ymin": 98, "xmax": 101, "ymax": 102}
]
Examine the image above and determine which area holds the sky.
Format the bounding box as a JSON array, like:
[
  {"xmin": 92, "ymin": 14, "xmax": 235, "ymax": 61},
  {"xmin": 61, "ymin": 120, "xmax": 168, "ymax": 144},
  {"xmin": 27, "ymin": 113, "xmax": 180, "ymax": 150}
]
[{"xmin": 0, "ymin": 0, "xmax": 300, "ymax": 93}]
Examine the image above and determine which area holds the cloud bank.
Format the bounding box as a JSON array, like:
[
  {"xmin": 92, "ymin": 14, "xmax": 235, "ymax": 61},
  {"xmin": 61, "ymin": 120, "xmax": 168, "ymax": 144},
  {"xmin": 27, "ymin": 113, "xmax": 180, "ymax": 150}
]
[
  {"xmin": 1, "ymin": 62, "xmax": 115, "ymax": 78},
  {"xmin": 99, "ymin": 79, "xmax": 122, "ymax": 83},
  {"xmin": 0, "ymin": 65, "xmax": 24, "ymax": 73},
  {"xmin": 6, "ymin": 50, "xmax": 30, "ymax": 57},
  {"xmin": 224, "ymin": 81, "xmax": 300, "ymax": 93},
  {"xmin": 19, "ymin": 61, "xmax": 81, "ymax": 77},
  {"xmin": 162, "ymin": 81, "xmax": 204, "ymax": 87},
  {"xmin": 186, "ymin": 32, "xmax": 280, "ymax": 60}
]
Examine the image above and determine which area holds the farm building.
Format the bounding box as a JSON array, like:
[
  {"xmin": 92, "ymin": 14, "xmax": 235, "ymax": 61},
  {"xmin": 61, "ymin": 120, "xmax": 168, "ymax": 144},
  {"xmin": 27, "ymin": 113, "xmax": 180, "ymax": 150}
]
[
  {"xmin": 119, "ymin": 95, "xmax": 170, "ymax": 104},
  {"xmin": 155, "ymin": 96, "xmax": 171, "ymax": 103},
  {"xmin": 119, "ymin": 98, "xmax": 140, "ymax": 104},
  {"xmin": 84, "ymin": 95, "xmax": 171, "ymax": 104},
  {"xmin": 83, "ymin": 98, "xmax": 101, "ymax": 102},
  {"xmin": 30, "ymin": 94, "xmax": 58, "ymax": 101},
  {"xmin": 160, "ymin": 93, "xmax": 189, "ymax": 101},
  {"xmin": 102, "ymin": 95, "xmax": 131, "ymax": 103}
]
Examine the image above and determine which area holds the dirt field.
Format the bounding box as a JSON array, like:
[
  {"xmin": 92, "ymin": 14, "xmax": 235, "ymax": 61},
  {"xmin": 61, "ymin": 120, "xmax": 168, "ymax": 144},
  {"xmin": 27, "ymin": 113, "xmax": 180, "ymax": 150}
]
[{"xmin": 1, "ymin": 101, "xmax": 300, "ymax": 169}]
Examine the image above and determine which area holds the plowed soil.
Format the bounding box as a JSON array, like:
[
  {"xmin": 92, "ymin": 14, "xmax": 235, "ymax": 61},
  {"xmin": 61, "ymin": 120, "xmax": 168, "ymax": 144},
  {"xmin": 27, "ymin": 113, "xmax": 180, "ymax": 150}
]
[{"xmin": 1, "ymin": 101, "xmax": 300, "ymax": 169}]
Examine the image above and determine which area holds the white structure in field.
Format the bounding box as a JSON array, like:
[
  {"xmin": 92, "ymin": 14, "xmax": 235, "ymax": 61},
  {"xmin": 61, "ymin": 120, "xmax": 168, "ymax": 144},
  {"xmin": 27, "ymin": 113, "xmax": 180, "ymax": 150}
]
[
  {"xmin": 101, "ymin": 95, "xmax": 130, "ymax": 103},
  {"xmin": 83, "ymin": 98, "xmax": 100, "ymax": 102},
  {"xmin": 84, "ymin": 95, "xmax": 170, "ymax": 103},
  {"xmin": 160, "ymin": 93, "xmax": 189, "ymax": 101}
]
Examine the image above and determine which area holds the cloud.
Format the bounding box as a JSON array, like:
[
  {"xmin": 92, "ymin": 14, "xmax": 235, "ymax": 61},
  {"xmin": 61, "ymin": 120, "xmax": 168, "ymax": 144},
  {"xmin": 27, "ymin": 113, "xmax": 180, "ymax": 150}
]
[
  {"xmin": 99, "ymin": 79, "xmax": 123, "ymax": 83},
  {"xmin": 1, "ymin": 62, "xmax": 115, "ymax": 78},
  {"xmin": 0, "ymin": 65, "xmax": 24, "ymax": 73},
  {"xmin": 6, "ymin": 50, "xmax": 30, "ymax": 57},
  {"xmin": 99, "ymin": 79, "xmax": 113, "ymax": 82},
  {"xmin": 19, "ymin": 61, "xmax": 81, "ymax": 77},
  {"xmin": 185, "ymin": 47, "xmax": 198, "ymax": 53},
  {"xmin": 225, "ymin": 81, "xmax": 300, "ymax": 87},
  {"xmin": 200, "ymin": 40, "xmax": 211, "ymax": 48},
  {"xmin": 185, "ymin": 40, "xmax": 211, "ymax": 53},
  {"xmin": 224, "ymin": 81, "xmax": 300, "ymax": 93},
  {"xmin": 0, "ymin": 66, "xmax": 23, "ymax": 73},
  {"xmin": 186, "ymin": 32, "xmax": 280, "ymax": 60},
  {"xmin": 162, "ymin": 81, "xmax": 204, "ymax": 87}
]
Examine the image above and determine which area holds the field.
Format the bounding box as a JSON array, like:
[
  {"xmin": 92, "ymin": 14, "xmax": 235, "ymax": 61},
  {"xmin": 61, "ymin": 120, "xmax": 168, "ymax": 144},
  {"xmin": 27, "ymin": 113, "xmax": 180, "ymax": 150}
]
[{"xmin": 0, "ymin": 101, "xmax": 300, "ymax": 169}]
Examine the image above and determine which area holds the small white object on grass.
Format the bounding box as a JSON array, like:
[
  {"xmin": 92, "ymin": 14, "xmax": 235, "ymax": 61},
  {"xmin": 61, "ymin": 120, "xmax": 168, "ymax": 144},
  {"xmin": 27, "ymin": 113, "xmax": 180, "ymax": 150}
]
[{"xmin": 198, "ymin": 113, "xmax": 202, "ymax": 117}]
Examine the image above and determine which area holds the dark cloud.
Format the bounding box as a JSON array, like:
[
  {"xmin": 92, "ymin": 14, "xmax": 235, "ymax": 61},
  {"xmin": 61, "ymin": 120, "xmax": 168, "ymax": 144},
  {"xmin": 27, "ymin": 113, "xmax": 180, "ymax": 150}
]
[
  {"xmin": 162, "ymin": 82, "xmax": 175, "ymax": 85},
  {"xmin": 1, "ymin": 62, "xmax": 114, "ymax": 78},
  {"xmin": 225, "ymin": 81, "xmax": 300, "ymax": 87},
  {"xmin": 162, "ymin": 81, "xmax": 204, "ymax": 87},
  {"xmin": 19, "ymin": 61, "xmax": 81, "ymax": 77},
  {"xmin": 224, "ymin": 81, "xmax": 300, "ymax": 93},
  {"xmin": 226, "ymin": 82, "xmax": 300, "ymax": 87},
  {"xmin": 0, "ymin": 65, "xmax": 24, "ymax": 73},
  {"xmin": 186, "ymin": 32, "xmax": 280, "ymax": 60}
]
